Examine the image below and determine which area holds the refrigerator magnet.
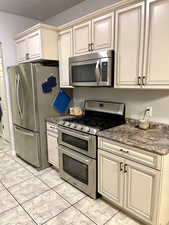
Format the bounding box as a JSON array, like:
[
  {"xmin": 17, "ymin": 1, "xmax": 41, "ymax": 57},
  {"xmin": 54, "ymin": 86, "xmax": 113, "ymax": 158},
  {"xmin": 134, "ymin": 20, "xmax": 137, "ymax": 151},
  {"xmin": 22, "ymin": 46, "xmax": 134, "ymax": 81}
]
[{"xmin": 42, "ymin": 81, "xmax": 52, "ymax": 93}]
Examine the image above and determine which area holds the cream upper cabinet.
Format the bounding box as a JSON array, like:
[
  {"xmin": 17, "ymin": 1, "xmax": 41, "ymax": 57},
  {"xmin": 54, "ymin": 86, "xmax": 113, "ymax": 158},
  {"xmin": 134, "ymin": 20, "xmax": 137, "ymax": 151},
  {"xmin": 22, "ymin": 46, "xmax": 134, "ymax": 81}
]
[
  {"xmin": 73, "ymin": 21, "xmax": 92, "ymax": 55},
  {"xmin": 124, "ymin": 159, "xmax": 160, "ymax": 225},
  {"xmin": 15, "ymin": 24, "xmax": 58, "ymax": 63},
  {"xmin": 26, "ymin": 31, "xmax": 41, "ymax": 60},
  {"xmin": 114, "ymin": 2, "xmax": 145, "ymax": 88},
  {"xmin": 16, "ymin": 37, "xmax": 27, "ymax": 62},
  {"xmin": 143, "ymin": 0, "xmax": 169, "ymax": 88},
  {"xmin": 58, "ymin": 29, "xmax": 73, "ymax": 88},
  {"xmin": 73, "ymin": 13, "xmax": 114, "ymax": 55},
  {"xmin": 92, "ymin": 13, "xmax": 114, "ymax": 51},
  {"xmin": 98, "ymin": 149, "xmax": 124, "ymax": 207}
]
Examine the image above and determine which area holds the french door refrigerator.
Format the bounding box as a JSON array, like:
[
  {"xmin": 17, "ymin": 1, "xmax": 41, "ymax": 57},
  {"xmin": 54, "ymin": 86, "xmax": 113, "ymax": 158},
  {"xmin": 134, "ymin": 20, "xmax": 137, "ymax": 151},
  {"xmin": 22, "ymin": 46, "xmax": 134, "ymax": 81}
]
[{"xmin": 8, "ymin": 61, "xmax": 60, "ymax": 169}]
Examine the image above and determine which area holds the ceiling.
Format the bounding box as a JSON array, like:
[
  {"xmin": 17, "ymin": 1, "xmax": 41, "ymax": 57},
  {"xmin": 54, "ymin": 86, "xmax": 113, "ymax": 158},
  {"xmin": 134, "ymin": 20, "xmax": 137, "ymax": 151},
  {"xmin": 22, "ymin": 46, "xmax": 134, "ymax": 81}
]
[{"xmin": 0, "ymin": 0, "xmax": 86, "ymax": 20}]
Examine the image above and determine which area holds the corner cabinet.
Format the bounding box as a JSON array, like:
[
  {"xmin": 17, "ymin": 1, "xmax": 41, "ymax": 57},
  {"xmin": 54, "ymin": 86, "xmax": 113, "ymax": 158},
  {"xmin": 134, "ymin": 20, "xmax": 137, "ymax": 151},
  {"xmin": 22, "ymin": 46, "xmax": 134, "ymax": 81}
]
[
  {"xmin": 98, "ymin": 138, "xmax": 169, "ymax": 225},
  {"xmin": 114, "ymin": 2, "xmax": 145, "ymax": 88},
  {"xmin": 73, "ymin": 13, "xmax": 114, "ymax": 55},
  {"xmin": 58, "ymin": 29, "xmax": 73, "ymax": 88},
  {"xmin": 15, "ymin": 24, "xmax": 58, "ymax": 63}
]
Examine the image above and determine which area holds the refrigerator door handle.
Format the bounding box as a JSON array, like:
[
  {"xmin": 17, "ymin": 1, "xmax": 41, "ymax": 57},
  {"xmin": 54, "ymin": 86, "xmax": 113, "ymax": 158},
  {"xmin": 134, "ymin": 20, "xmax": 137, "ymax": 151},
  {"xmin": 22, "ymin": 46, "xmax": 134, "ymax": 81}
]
[
  {"xmin": 17, "ymin": 73, "xmax": 23, "ymax": 119},
  {"xmin": 14, "ymin": 126, "xmax": 34, "ymax": 137}
]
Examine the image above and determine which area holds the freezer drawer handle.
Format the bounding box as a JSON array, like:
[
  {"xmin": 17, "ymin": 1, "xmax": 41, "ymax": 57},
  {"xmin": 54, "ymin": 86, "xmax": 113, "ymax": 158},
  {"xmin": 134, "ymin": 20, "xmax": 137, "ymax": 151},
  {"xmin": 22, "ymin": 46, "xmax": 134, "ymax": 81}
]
[{"xmin": 15, "ymin": 127, "xmax": 34, "ymax": 137}]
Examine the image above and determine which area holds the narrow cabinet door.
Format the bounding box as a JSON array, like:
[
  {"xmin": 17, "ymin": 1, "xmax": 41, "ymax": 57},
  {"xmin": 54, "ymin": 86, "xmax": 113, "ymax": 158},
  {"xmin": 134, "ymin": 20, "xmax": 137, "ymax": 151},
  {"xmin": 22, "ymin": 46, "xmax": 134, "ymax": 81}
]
[
  {"xmin": 98, "ymin": 149, "xmax": 124, "ymax": 207},
  {"xmin": 27, "ymin": 31, "xmax": 41, "ymax": 60},
  {"xmin": 92, "ymin": 13, "xmax": 114, "ymax": 51},
  {"xmin": 124, "ymin": 160, "xmax": 160, "ymax": 224},
  {"xmin": 73, "ymin": 21, "xmax": 92, "ymax": 55},
  {"xmin": 143, "ymin": 0, "xmax": 169, "ymax": 87},
  {"xmin": 58, "ymin": 29, "xmax": 73, "ymax": 87},
  {"xmin": 16, "ymin": 38, "xmax": 27, "ymax": 63},
  {"xmin": 47, "ymin": 133, "xmax": 59, "ymax": 169},
  {"xmin": 114, "ymin": 2, "xmax": 145, "ymax": 88}
]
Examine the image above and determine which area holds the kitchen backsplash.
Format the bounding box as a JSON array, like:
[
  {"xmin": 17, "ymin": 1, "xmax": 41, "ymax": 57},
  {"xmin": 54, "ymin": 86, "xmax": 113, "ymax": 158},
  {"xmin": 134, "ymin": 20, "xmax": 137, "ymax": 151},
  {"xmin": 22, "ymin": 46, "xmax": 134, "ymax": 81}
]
[{"xmin": 73, "ymin": 88, "xmax": 169, "ymax": 124}]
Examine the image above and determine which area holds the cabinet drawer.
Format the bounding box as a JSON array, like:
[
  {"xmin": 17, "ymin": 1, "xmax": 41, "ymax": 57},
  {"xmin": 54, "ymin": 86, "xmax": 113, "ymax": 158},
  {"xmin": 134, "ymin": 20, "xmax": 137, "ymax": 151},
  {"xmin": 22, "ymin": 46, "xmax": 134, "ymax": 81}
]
[{"xmin": 98, "ymin": 138, "xmax": 162, "ymax": 170}]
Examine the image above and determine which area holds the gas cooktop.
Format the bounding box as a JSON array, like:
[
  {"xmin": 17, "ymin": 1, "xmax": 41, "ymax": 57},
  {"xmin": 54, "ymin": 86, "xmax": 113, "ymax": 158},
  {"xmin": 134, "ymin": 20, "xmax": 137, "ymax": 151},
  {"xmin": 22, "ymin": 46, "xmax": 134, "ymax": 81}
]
[{"xmin": 58, "ymin": 100, "xmax": 126, "ymax": 135}]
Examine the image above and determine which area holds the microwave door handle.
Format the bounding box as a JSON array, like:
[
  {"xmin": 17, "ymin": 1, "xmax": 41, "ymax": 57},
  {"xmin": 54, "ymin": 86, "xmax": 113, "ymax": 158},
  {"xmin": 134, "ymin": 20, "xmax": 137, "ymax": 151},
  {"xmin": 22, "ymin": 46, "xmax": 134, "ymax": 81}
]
[{"xmin": 95, "ymin": 60, "xmax": 101, "ymax": 85}]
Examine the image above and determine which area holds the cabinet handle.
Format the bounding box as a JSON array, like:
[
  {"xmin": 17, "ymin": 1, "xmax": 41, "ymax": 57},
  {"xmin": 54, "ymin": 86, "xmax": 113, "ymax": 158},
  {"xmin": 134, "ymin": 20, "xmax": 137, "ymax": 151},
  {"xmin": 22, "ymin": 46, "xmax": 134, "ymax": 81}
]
[
  {"xmin": 91, "ymin": 43, "xmax": 94, "ymax": 51},
  {"xmin": 26, "ymin": 53, "xmax": 29, "ymax": 60},
  {"xmin": 120, "ymin": 162, "xmax": 124, "ymax": 171},
  {"xmin": 88, "ymin": 43, "xmax": 91, "ymax": 52},
  {"xmin": 142, "ymin": 76, "xmax": 146, "ymax": 86},
  {"xmin": 138, "ymin": 76, "xmax": 142, "ymax": 86},
  {"xmin": 124, "ymin": 164, "xmax": 128, "ymax": 173},
  {"xmin": 120, "ymin": 149, "xmax": 129, "ymax": 154}
]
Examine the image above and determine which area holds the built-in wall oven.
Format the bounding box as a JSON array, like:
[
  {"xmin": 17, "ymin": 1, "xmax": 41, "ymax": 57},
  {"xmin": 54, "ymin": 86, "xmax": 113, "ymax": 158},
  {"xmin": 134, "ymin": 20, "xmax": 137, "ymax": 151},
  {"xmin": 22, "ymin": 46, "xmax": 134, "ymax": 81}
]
[{"xmin": 69, "ymin": 50, "xmax": 114, "ymax": 87}]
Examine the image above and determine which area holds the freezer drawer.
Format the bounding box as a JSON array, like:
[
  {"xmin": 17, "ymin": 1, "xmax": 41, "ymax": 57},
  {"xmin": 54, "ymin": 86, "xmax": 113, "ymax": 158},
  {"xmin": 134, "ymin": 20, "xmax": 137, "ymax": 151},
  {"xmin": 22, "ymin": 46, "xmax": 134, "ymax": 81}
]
[{"xmin": 14, "ymin": 126, "xmax": 40, "ymax": 167}]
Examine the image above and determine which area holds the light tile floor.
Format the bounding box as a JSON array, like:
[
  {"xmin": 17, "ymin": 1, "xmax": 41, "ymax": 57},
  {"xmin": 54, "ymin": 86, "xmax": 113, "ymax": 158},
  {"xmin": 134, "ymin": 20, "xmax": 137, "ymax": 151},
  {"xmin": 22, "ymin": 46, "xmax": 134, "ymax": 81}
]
[{"xmin": 0, "ymin": 137, "xmax": 143, "ymax": 225}]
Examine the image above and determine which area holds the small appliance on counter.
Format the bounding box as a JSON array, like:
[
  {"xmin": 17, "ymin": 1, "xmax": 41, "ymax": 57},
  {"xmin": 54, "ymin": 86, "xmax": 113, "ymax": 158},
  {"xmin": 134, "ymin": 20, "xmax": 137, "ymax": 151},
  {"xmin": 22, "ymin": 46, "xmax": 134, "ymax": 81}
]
[{"xmin": 57, "ymin": 100, "xmax": 125, "ymax": 199}]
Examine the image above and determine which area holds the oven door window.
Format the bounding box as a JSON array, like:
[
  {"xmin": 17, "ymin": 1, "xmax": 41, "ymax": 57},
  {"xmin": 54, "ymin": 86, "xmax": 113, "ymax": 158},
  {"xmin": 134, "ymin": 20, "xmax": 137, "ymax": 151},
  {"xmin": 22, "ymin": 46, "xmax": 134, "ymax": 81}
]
[
  {"xmin": 63, "ymin": 154, "xmax": 88, "ymax": 184},
  {"xmin": 71, "ymin": 63, "xmax": 96, "ymax": 83},
  {"xmin": 62, "ymin": 133, "xmax": 88, "ymax": 151}
]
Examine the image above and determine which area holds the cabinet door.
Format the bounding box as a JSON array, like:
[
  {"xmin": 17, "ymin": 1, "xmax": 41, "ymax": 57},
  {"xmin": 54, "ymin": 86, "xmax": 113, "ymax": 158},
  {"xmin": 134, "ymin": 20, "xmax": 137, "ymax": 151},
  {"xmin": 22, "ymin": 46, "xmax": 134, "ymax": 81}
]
[
  {"xmin": 124, "ymin": 160, "xmax": 160, "ymax": 224},
  {"xmin": 73, "ymin": 21, "xmax": 92, "ymax": 55},
  {"xmin": 92, "ymin": 13, "xmax": 114, "ymax": 51},
  {"xmin": 16, "ymin": 38, "xmax": 27, "ymax": 62},
  {"xmin": 47, "ymin": 133, "xmax": 59, "ymax": 169},
  {"xmin": 27, "ymin": 31, "xmax": 41, "ymax": 60},
  {"xmin": 143, "ymin": 0, "xmax": 169, "ymax": 87},
  {"xmin": 115, "ymin": 2, "xmax": 145, "ymax": 88},
  {"xmin": 98, "ymin": 149, "xmax": 124, "ymax": 207},
  {"xmin": 58, "ymin": 29, "xmax": 73, "ymax": 88}
]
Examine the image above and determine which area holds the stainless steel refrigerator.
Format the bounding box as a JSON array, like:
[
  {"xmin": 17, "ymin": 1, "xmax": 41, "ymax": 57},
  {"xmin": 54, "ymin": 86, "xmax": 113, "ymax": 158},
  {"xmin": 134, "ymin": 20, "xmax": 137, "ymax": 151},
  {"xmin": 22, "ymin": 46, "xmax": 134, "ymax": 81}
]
[{"xmin": 8, "ymin": 61, "xmax": 60, "ymax": 170}]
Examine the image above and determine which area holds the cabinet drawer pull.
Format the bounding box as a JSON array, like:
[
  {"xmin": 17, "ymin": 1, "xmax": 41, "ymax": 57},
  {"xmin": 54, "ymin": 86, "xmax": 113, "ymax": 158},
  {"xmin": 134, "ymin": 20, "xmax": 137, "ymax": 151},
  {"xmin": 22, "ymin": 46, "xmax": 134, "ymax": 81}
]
[
  {"xmin": 124, "ymin": 164, "xmax": 128, "ymax": 173},
  {"xmin": 142, "ymin": 76, "xmax": 146, "ymax": 86},
  {"xmin": 91, "ymin": 43, "xmax": 94, "ymax": 51},
  {"xmin": 120, "ymin": 149, "xmax": 129, "ymax": 154},
  {"xmin": 138, "ymin": 76, "xmax": 141, "ymax": 86},
  {"xmin": 120, "ymin": 162, "xmax": 123, "ymax": 171},
  {"xmin": 25, "ymin": 53, "xmax": 30, "ymax": 60},
  {"xmin": 88, "ymin": 43, "xmax": 91, "ymax": 52}
]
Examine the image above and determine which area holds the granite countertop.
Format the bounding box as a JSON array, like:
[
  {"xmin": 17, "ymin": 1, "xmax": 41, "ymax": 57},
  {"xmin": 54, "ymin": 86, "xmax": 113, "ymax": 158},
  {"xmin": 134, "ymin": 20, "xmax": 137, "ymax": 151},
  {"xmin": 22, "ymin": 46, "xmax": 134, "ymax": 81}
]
[
  {"xmin": 98, "ymin": 119, "xmax": 169, "ymax": 155},
  {"xmin": 46, "ymin": 115, "xmax": 74, "ymax": 124}
]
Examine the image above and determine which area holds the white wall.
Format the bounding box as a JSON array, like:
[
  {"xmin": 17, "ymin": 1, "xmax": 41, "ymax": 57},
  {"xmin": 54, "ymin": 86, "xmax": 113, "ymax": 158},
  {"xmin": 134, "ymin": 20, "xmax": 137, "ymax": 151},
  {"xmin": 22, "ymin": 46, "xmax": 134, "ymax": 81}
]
[
  {"xmin": 0, "ymin": 11, "xmax": 39, "ymax": 149},
  {"xmin": 45, "ymin": 0, "xmax": 120, "ymax": 26},
  {"xmin": 74, "ymin": 88, "xmax": 169, "ymax": 124},
  {"xmin": 45, "ymin": 0, "xmax": 169, "ymax": 124}
]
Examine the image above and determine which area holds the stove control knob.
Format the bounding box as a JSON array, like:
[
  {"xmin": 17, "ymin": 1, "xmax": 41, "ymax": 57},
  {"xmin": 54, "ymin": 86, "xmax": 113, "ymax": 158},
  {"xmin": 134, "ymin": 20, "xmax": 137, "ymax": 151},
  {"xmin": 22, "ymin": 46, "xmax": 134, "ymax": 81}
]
[
  {"xmin": 65, "ymin": 122, "xmax": 70, "ymax": 127},
  {"xmin": 90, "ymin": 129, "xmax": 96, "ymax": 135},
  {"xmin": 77, "ymin": 125, "xmax": 82, "ymax": 130},
  {"xmin": 70, "ymin": 123, "xmax": 75, "ymax": 128},
  {"xmin": 84, "ymin": 127, "xmax": 90, "ymax": 133}
]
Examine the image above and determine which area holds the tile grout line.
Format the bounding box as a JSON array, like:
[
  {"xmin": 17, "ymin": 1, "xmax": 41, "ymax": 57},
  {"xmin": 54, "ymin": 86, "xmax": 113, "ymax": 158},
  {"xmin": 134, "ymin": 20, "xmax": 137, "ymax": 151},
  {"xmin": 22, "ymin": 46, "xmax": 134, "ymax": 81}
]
[{"xmin": 103, "ymin": 210, "xmax": 121, "ymax": 225}]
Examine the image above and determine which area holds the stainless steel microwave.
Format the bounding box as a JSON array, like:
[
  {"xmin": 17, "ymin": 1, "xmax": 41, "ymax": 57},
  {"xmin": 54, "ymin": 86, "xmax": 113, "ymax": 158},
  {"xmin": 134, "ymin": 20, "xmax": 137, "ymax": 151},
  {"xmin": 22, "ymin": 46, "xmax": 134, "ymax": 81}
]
[{"xmin": 69, "ymin": 50, "xmax": 114, "ymax": 87}]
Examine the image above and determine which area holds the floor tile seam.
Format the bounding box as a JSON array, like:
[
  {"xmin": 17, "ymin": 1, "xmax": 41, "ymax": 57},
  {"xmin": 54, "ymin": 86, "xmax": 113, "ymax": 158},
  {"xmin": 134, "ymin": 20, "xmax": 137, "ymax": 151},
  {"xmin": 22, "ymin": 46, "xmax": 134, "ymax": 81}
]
[
  {"xmin": 1, "ymin": 174, "xmax": 35, "ymax": 189},
  {"xmin": 103, "ymin": 210, "xmax": 121, "ymax": 225},
  {"xmin": 73, "ymin": 204, "xmax": 98, "ymax": 225},
  {"xmin": 5, "ymin": 187, "xmax": 39, "ymax": 225},
  {"xmin": 41, "ymin": 204, "xmax": 73, "ymax": 225}
]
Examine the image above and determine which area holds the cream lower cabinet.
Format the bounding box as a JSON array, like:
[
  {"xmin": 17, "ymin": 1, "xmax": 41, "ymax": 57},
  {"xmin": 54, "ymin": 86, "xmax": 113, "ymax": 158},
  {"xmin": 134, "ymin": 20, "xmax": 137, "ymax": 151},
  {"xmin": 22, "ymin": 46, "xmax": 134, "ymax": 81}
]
[
  {"xmin": 58, "ymin": 29, "xmax": 73, "ymax": 88},
  {"xmin": 47, "ymin": 123, "xmax": 59, "ymax": 169},
  {"xmin": 98, "ymin": 150, "xmax": 124, "ymax": 207},
  {"xmin": 98, "ymin": 149, "xmax": 159, "ymax": 225}
]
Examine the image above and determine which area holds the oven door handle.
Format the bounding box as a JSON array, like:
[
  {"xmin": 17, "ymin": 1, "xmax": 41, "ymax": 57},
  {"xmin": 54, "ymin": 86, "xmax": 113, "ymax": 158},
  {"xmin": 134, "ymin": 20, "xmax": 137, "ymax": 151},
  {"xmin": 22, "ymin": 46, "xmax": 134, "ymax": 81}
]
[
  {"xmin": 59, "ymin": 146, "xmax": 91, "ymax": 165},
  {"xmin": 58, "ymin": 127, "xmax": 90, "ymax": 141},
  {"xmin": 95, "ymin": 60, "xmax": 101, "ymax": 85}
]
